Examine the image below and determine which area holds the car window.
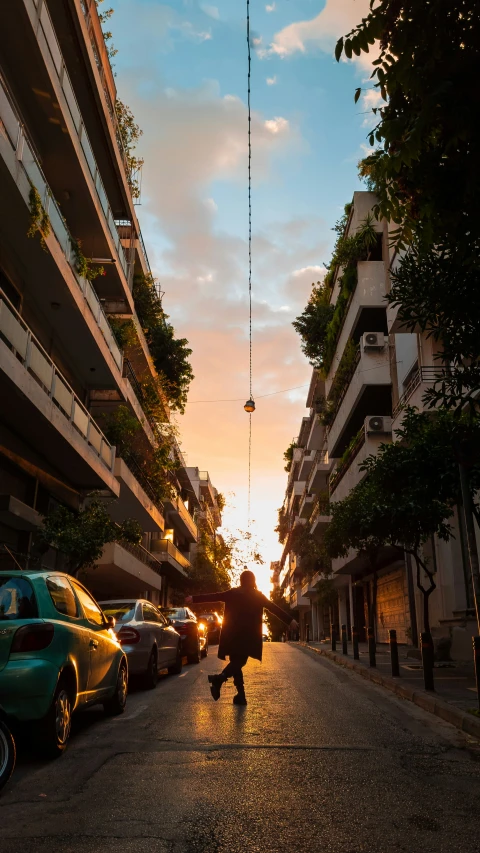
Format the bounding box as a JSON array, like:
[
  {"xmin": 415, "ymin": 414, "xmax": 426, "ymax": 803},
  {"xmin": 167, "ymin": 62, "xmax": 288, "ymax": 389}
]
[
  {"xmin": 46, "ymin": 576, "xmax": 78, "ymax": 618},
  {"xmin": 71, "ymin": 582, "xmax": 104, "ymax": 627},
  {"xmin": 162, "ymin": 608, "xmax": 185, "ymax": 620},
  {"xmin": 143, "ymin": 603, "xmax": 161, "ymax": 624},
  {"xmin": 0, "ymin": 576, "xmax": 38, "ymax": 620},
  {"xmin": 187, "ymin": 609, "xmax": 196, "ymax": 621},
  {"xmin": 101, "ymin": 602, "xmax": 136, "ymax": 623}
]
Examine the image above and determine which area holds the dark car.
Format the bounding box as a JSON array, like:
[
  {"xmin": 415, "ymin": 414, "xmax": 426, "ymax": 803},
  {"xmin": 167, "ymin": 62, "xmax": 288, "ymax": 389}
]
[
  {"xmin": 160, "ymin": 607, "xmax": 208, "ymax": 664},
  {"xmin": 196, "ymin": 611, "xmax": 223, "ymax": 645}
]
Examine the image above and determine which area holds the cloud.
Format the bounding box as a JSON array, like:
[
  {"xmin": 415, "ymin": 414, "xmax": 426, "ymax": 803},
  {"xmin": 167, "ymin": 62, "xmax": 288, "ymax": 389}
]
[
  {"xmin": 266, "ymin": 75, "xmax": 277, "ymax": 86},
  {"xmin": 264, "ymin": 116, "xmax": 289, "ymax": 135},
  {"xmin": 292, "ymin": 265, "xmax": 326, "ymax": 279},
  {"xmin": 201, "ymin": 4, "xmax": 220, "ymax": 19},
  {"xmin": 262, "ymin": 0, "xmax": 379, "ymax": 71},
  {"xmin": 361, "ymin": 87, "xmax": 384, "ymax": 126},
  {"xmin": 265, "ymin": 2, "xmax": 276, "ymax": 11}
]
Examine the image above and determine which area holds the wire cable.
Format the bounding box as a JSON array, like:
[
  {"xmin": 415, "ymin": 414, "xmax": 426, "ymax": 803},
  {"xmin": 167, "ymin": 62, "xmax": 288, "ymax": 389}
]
[
  {"xmin": 246, "ymin": 0, "xmax": 253, "ymax": 529},
  {"xmin": 187, "ymin": 382, "xmax": 310, "ymax": 405}
]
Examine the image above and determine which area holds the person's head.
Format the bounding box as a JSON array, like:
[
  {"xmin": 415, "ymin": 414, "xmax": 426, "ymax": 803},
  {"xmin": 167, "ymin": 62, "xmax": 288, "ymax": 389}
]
[{"xmin": 240, "ymin": 569, "xmax": 257, "ymax": 589}]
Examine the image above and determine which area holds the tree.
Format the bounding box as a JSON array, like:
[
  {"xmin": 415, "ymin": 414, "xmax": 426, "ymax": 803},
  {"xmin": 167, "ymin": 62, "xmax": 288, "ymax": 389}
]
[
  {"xmin": 282, "ymin": 440, "xmax": 297, "ymax": 473},
  {"xmin": 290, "ymin": 524, "xmax": 327, "ymax": 579},
  {"xmin": 40, "ymin": 496, "xmax": 142, "ymax": 577}
]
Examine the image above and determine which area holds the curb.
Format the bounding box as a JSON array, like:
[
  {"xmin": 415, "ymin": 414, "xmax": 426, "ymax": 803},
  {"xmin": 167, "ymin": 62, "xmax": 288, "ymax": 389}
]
[{"xmin": 299, "ymin": 642, "xmax": 480, "ymax": 740}]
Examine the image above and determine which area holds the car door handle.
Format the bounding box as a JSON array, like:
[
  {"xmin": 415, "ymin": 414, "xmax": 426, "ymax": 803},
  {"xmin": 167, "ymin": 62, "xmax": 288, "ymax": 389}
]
[{"xmin": 90, "ymin": 639, "xmax": 99, "ymax": 650}]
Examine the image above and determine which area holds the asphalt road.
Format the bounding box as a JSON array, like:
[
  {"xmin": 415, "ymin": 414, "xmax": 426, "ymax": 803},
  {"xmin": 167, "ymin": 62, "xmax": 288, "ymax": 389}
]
[{"xmin": 1, "ymin": 643, "xmax": 480, "ymax": 853}]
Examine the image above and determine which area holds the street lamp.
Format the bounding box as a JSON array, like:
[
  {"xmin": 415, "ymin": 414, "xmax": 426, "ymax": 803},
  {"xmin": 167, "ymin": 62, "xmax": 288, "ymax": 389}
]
[{"xmin": 244, "ymin": 399, "xmax": 255, "ymax": 413}]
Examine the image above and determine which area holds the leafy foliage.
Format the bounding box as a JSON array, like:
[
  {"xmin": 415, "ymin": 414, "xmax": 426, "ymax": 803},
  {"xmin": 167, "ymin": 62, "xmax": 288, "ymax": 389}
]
[
  {"xmin": 70, "ymin": 237, "xmax": 105, "ymax": 281},
  {"xmin": 115, "ymin": 99, "xmax": 144, "ymax": 198},
  {"xmin": 320, "ymin": 339, "xmax": 360, "ymax": 426},
  {"xmin": 275, "ymin": 506, "xmax": 289, "ymax": 544},
  {"xmin": 283, "ymin": 440, "xmax": 297, "ymax": 473},
  {"xmin": 27, "ymin": 185, "xmax": 51, "ymax": 251},
  {"xmin": 102, "ymin": 405, "xmax": 141, "ymax": 456},
  {"xmin": 40, "ymin": 496, "xmax": 142, "ymax": 575},
  {"xmin": 108, "ymin": 318, "xmax": 137, "ymax": 350},
  {"xmin": 290, "ymin": 524, "xmax": 327, "ymax": 578}
]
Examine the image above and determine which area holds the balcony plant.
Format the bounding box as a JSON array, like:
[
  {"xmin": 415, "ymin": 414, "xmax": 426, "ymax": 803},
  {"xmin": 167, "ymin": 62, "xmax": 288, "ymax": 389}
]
[
  {"xmin": 320, "ymin": 339, "xmax": 360, "ymax": 427},
  {"xmin": 102, "ymin": 405, "xmax": 141, "ymax": 456},
  {"xmin": 283, "ymin": 440, "xmax": 297, "ymax": 473},
  {"xmin": 27, "ymin": 185, "xmax": 51, "ymax": 251},
  {"xmin": 275, "ymin": 506, "xmax": 289, "ymax": 544},
  {"xmin": 115, "ymin": 99, "xmax": 144, "ymax": 199},
  {"xmin": 70, "ymin": 237, "xmax": 105, "ymax": 281}
]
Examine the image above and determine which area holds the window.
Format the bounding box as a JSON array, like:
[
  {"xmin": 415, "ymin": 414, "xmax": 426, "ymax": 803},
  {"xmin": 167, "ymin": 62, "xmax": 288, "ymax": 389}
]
[
  {"xmin": 71, "ymin": 582, "xmax": 104, "ymax": 627},
  {"xmin": 143, "ymin": 603, "xmax": 161, "ymax": 624},
  {"xmin": 46, "ymin": 576, "xmax": 78, "ymax": 618},
  {"xmin": 0, "ymin": 577, "xmax": 37, "ymax": 620},
  {"xmin": 101, "ymin": 602, "xmax": 136, "ymax": 623}
]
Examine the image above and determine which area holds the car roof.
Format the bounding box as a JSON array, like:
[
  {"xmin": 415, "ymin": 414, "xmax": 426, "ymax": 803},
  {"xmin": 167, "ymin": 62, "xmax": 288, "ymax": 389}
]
[
  {"xmin": 0, "ymin": 569, "xmax": 72, "ymax": 580},
  {"xmin": 98, "ymin": 598, "xmax": 148, "ymax": 605}
]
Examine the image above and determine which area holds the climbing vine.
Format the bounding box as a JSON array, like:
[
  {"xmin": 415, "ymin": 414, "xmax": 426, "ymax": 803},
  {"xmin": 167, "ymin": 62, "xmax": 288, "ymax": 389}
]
[
  {"xmin": 70, "ymin": 238, "xmax": 105, "ymax": 281},
  {"xmin": 27, "ymin": 186, "xmax": 51, "ymax": 251}
]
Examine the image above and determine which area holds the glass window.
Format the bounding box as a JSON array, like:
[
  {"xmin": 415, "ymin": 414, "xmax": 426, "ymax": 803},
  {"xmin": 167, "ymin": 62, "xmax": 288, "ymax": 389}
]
[
  {"xmin": 0, "ymin": 577, "xmax": 37, "ymax": 620},
  {"xmin": 46, "ymin": 576, "xmax": 78, "ymax": 618},
  {"xmin": 161, "ymin": 607, "xmax": 185, "ymax": 620},
  {"xmin": 101, "ymin": 602, "xmax": 136, "ymax": 623},
  {"xmin": 71, "ymin": 582, "xmax": 104, "ymax": 627},
  {"xmin": 143, "ymin": 604, "xmax": 161, "ymax": 624}
]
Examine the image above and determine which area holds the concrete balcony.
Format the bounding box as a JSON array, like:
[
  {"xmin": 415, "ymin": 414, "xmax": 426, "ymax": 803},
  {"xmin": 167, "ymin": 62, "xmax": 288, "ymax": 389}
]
[
  {"xmin": 330, "ymin": 424, "xmax": 391, "ymax": 503},
  {"xmin": 150, "ymin": 539, "xmax": 191, "ymax": 583},
  {"xmin": 392, "ymin": 366, "xmax": 446, "ymax": 434},
  {"xmin": 110, "ymin": 458, "xmax": 165, "ymax": 533},
  {"xmin": 299, "ymin": 493, "xmax": 315, "ymax": 519},
  {"xmin": 291, "ymin": 585, "xmax": 310, "ymax": 610},
  {"xmin": 199, "ymin": 471, "xmax": 217, "ymax": 507},
  {"xmin": 305, "ymin": 414, "xmax": 325, "ymax": 451},
  {"xmin": 287, "ymin": 480, "xmax": 305, "ymax": 517},
  {"xmin": 298, "ymin": 448, "xmax": 316, "ymax": 481},
  {"xmin": 307, "ymin": 450, "xmax": 334, "ymax": 493},
  {"xmin": 0, "ymin": 495, "xmax": 42, "ymax": 532},
  {"xmin": 0, "ymin": 76, "xmax": 124, "ymax": 388},
  {"xmin": 0, "ymin": 292, "xmax": 118, "ymax": 494},
  {"xmin": 164, "ymin": 496, "xmax": 197, "ymax": 543},
  {"xmin": 330, "ymin": 261, "xmax": 386, "ymax": 369},
  {"xmin": 327, "ymin": 343, "xmax": 392, "ymax": 458},
  {"xmin": 1, "ymin": 0, "xmax": 133, "ymax": 305},
  {"xmin": 310, "ymin": 500, "xmax": 331, "ymax": 540},
  {"xmin": 86, "ymin": 540, "xmax": 164, "ymax": 600},
  {"xmin": 297, "ymin": 416, "xmax": 312, "ymax": 449}
]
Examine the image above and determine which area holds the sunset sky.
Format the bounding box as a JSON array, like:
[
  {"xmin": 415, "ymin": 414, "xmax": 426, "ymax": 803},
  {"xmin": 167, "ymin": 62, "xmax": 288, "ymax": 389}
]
[{"xmin": 109, "ymin": 0, "xmax": 379, "ymax": 593}]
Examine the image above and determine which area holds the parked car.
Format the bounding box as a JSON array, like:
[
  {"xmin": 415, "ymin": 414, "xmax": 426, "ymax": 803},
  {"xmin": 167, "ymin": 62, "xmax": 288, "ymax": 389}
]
[
  {"xmin": 99, "ymin": 599, "xmax": 183, "ymax": 688},
  {"xmin": 0, "ymin": 571, "xmax": 127, "ymax": 774},
  {"xmin": 196, "ymin": 611, "xmax": 223, "ymax": 644},
  {"xmin": 161, "ymin": 607, "xmax": 208, "ymax": 663}
]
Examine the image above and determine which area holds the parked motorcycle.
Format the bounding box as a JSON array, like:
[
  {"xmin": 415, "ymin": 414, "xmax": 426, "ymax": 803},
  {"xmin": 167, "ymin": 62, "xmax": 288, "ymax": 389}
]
[{"xmin": 0, "ymin": 718, "xmax": 16, "ymax": 792}]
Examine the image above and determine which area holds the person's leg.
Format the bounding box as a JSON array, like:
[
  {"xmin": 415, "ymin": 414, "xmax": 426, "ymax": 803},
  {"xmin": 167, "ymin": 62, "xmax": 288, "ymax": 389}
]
[
  {"xmin": 230, "ymin": 655, "xmax": 248, "ymax": 705},
  {"xmin": 208, "ymin": 655, "xmax": 248, "ymax": 702}
]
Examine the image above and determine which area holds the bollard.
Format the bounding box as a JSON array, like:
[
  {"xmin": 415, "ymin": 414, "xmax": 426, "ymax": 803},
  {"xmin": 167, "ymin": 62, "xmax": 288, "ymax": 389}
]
[
  {"xmin": 352, "ymin": 625, "xmax": 360, "ymax": 660},
  {"xmin": 367, "ymin": 626, "xmax": 376, "ymax": 667},
  {"xmin": 420, "ymin": 631, "xmax": 435, "ymax": 691},
  {"xmin": 389, "ymin": 629, "xmax": 400, "ymax": 677},
  {"xmin": 331, "ymin": 624, "xmax": 337, "ymax": 652},
  {"xmin": 341, "ymin": 624, "xmax": 348, "ymax": 655},
  {"xmin": 473, "ymin": 637, "xmax": 480, "ymax": 712}
]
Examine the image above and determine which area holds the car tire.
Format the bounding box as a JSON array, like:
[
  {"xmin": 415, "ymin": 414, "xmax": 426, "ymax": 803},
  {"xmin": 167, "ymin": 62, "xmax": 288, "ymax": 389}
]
[
  {"xmin": 103, "ymin": 661, "xmax": 128, "ymax": 717},
  {"xmin": 37, "ymin": 677, "xmax": 73, "ymax": 758},
  {"xmin": 187, "ymin": 639, "xmax": 201, "ymax": 665},
  {"xmin": 0, "ymin": 719, "xmax": 16, "ymax": 791},
  {"xmin": 201, "ymin": 641, "xmax": 208, "ymax": 659},
  {"xmin": 143, "ymin": 648, "xmax": 158, "ymax": 690},
  {"xmin": 168, "ymin": 646, "xmax": 183, "ymax": 675}
]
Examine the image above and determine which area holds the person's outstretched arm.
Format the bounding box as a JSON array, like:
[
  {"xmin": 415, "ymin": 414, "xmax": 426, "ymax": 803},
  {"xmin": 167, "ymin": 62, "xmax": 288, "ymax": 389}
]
[
  {"xmin": 260, "ymin": 594, "xmax": 297, "ymax": 627},
  {"xmin": 186, "ymin": 591, "xmax": 229, "ymax": 604}
]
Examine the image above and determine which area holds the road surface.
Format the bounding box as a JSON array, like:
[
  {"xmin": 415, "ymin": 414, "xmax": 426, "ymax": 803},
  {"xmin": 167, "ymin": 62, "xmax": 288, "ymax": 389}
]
[{"xmin": 1, "ymin": 643, "xmax": 480, "ymax": 852}]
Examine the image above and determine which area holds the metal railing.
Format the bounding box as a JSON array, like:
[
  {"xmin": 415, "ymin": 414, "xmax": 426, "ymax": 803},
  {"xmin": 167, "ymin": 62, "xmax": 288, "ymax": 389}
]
[
  {"xmin": 121, "ymin": 451, "xmax": 164, "ymax": 513},
  {"xmin": 29, "ymin": 0, "xmax": 130, "ymax": 283},
  {"xmin": 311, "ymin": 499, "xmax": 331, "ymax": 522},
  {"xmin": 306, "ymin": 448, "xmax": 329, "ymax": 492},
  {"xmin": 325, "ymin": 345, "xmax": 362, "ymax": 431},
  {"xmin": 0, "ymin": 291, "xmax": 115, "ymax": 472},
  {"xmin": 0, "ymin": 74, "xmax": 123, "ymax": 372},
  {"xmin": 119, "ymin": 539, "xmax": 163, "ymax": 576},
  {"xmin": 151, "ymin": 539, "xmax": 190, "ymax": 570},
  {"xmin": 329, "ymin": 428, "xmax": 366, "ymax": 495},
  {"xmin": 392, "ymin": 366, "xmax": 447, "ymax": 420}
]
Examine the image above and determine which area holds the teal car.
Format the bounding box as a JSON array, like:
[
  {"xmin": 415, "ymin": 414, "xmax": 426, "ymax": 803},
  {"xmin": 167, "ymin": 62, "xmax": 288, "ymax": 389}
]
[{"xmin": 0, "ymin": 571, "xmax": 128, "ymax": 775}]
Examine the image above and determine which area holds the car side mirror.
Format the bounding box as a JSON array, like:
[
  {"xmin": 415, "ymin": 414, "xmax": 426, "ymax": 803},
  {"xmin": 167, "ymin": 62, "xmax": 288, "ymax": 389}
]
[{"xmin": 105, "ymin": 615, "xmax": 116, "ymax": 629}]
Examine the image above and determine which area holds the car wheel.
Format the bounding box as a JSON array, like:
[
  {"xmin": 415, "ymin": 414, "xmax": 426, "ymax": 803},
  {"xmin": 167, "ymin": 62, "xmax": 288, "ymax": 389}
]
[
  {"xmin": 38, "ymin": 677, "xmax": 73, "ymax": 758},
  {"xmin": 143, "ymin": 648, "xmax": 158, "ymax": 690},
  {"xmin": 187, "ymin": 639, "xmax": 201, "ymax": 665},
  {"xmin": 168, "ymin": 645, "xmax": 183, "ymax": 675},
  {"xmin": 0, "ymin": 719, "xmax": 16, "ymax": 791},
  {"xmin": 103, "ymin": 661, "xmax": 128, "ymax": 716},
  {"xmin": 201, "ymin": 641, "xmax": 208, "ymax": 659}
]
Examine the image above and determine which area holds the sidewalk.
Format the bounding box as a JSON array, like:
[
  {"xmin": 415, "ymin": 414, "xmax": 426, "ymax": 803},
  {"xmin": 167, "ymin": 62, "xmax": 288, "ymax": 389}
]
[{"xmin": 299, "ymin": 639, "xmax": 480, "ymax": 739}]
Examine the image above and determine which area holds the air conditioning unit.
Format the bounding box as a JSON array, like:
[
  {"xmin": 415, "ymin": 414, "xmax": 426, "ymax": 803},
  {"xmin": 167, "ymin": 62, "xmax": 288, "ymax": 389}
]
[
  {"xmin": 362, "ymin": 332, "xmax": 385, "ymax": 350},
  {"xmin": 365, "ymin": 416, "xmax": 393, "ymax": 435}
]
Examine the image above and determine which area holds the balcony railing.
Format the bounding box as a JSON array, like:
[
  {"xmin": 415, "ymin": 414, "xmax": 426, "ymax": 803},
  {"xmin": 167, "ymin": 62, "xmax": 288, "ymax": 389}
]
[
  {"xmin": 0, "ymin": 290, "xmax": 115, "ymax": 472},
  {"xmin": 29, "ymin": 0, "xmax": 130, "ymax": 283},
  {"xmin": 325, "ymin": 345, "xmax": 361, "ymax": 431},
  {"xmin": 119, "ymin": 539, "xmax": 164, "ymax": 576},
  {"xmin": 311, "ymin": 499, "xmax": 331, "ymax": 522},
  {"xmin": 121, "ymin": 451, "xmax": 164, "ymax": 512},
  {"xmin": 329, "ymin": 428, "xmax": 366, "ymax": 495},
  {"xmin": 306, "ymin": 449, "xmax": 329, "ymax": 492},
  {"xmin": 392, "ymin": 366, "xmax": 447, "ymax": 420},
  {"xmin": 0, "ymin": 74, "xmax": 123, "ymax": 372},
  {"xmin": 151, "ymin": 539, "xmax": 190, "ymax": 570}
]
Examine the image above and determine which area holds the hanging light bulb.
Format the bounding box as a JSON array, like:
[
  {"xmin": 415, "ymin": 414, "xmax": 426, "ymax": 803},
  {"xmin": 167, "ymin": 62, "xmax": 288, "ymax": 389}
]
[{"xmin": 244, "ymin": 399, "xmax": 255, "ymax": 413}]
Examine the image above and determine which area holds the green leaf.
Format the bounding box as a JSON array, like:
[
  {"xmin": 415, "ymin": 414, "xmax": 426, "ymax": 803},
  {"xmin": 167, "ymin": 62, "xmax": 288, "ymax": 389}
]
[
  {"xmin": 354, "ymin": 87, "xmax": 362, "ymax": 104},
  {"xmin": 334, "ymin": 37, "xmax": 343, "ymax": 62},
  {"xmin": 344, "ymin": 39, "xmax": 353, "ymax": 60}
]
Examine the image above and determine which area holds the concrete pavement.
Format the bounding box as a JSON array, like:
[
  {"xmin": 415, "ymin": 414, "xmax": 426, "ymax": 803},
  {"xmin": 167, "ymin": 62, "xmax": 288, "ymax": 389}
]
[{"xmin": 1, "ymin": 643, "xmax": 480, "ymax": 852}]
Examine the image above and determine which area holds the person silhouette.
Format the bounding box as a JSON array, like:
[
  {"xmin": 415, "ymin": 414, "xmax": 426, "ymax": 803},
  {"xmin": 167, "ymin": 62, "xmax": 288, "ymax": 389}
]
[{"xmin": 186, "ymin": 569, "xmax": 297, "ymax": 705}]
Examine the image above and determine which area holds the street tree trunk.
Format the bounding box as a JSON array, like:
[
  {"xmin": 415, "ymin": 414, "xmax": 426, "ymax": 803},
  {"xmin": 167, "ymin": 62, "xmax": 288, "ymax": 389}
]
[
  {"xmin": 410, "ymin": 549, "xmax": 435, "ymax": 635},
  {"xmin": 458, "ymin": 462, "xmax": 480, "ymax": 633}
]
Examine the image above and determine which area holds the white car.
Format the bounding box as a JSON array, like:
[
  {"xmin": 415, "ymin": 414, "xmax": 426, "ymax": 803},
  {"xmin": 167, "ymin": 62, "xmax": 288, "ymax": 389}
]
[{"xmin": 99, "ymin": 599, "xmax": 183, "ymax": 689}]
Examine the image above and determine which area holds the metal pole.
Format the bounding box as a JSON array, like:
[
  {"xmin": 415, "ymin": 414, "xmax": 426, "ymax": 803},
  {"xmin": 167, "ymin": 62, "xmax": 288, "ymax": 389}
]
[
  {"xmin": 420, "ymin": 631, "xmax": 435, "ymax": 691},
  {"xmin": 341, "ymin": 623, "xmax": 348, "ymax": 655},
  {"xmin": 389, "ymin": 629, "xmax": 400, "ymax": 677},
  {"xmin": 367, "ymin": 626, "xmax": 376, "ymax": 667},
  {"xmin": 473, "ymin": 637, "xmax": 480, "ymax": 713},
  {"xmin": 352, "ymin": 625, "xmax": 360, "ymax": 660},
  {"xmin": 458, "ymin": 463, "xmax": 480, "ymax": 633},
  {"xmin": 331, "ymin": 624, "xmax": 336, "ymax": 652}
]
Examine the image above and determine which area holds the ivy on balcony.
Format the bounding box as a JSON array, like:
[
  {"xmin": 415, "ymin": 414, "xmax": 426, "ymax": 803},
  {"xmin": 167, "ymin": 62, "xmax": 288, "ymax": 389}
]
[{"xmin": 320, "ymin": 339, "xmax": 361, "ymax": 427}]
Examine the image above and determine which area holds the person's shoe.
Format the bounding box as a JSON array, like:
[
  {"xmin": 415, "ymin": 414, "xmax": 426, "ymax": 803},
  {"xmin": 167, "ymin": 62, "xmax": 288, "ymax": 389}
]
[
  {"xmin": 233, "ymin": 691, "xmax": 247, "ymax": 706},
  {"xmin": 208, "ymin": 674, "xmax": 224, "ymax": 701}
]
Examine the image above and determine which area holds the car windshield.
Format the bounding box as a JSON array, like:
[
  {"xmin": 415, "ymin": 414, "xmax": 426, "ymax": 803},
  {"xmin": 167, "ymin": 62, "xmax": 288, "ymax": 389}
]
[
  {"xmin": 0, "ymin": 576, "xmax": 38, "ymax": 620},
  {"xmin": 162, "ymin": 608, "xmax": 186, "ymax": 620},
  {"xmin": 101, "ymin": 602, "xmax": 137, "ymax": 622}
]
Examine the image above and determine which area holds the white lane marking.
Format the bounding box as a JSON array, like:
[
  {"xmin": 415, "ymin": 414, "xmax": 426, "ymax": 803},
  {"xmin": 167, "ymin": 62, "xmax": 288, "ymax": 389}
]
[
  {"xmin": 178, "ymin": 671, "xmax": 189, "ymax": 677},
  {"xmin": 113, "ymin": 704, "xmax": 148, "ymax": 721}
]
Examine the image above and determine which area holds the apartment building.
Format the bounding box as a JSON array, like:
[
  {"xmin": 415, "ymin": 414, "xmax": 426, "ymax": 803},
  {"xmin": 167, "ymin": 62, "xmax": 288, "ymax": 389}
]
[
  {"xmin": 0, "ymin": 0, "xmax": 199, "ymax": 606},
  {"xmin": 279, "ymin": 191, "xmax": 475, "ymax": 658}
]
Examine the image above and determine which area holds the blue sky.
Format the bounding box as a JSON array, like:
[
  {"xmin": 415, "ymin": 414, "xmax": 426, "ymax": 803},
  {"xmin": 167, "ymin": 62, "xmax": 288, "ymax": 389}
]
[{"xmin": 108, "ymin": 0, "xmax": 378, "ymax": 588}]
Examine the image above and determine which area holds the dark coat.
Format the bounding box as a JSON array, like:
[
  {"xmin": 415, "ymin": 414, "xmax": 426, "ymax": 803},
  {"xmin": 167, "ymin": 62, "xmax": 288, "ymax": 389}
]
[{"xmin": 191, "ymin": 587, "xmax": 292, "ymax": 662}]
